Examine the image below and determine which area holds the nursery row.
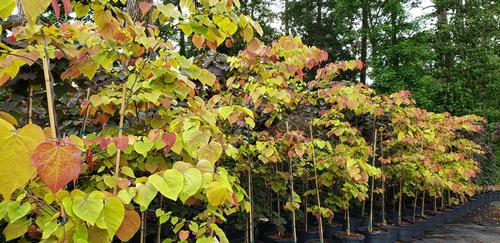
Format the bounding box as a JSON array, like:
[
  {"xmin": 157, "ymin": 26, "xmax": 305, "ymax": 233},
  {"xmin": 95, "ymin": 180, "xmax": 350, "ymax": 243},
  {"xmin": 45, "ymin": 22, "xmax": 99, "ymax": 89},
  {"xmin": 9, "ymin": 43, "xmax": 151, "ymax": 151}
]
[
  {"xmin": 251, "ymin": 191, "xmax": 500, "ymax": 243},
  {"xmin": 0, "ymin": 1, "xmax": 492, "ymax": 243}
]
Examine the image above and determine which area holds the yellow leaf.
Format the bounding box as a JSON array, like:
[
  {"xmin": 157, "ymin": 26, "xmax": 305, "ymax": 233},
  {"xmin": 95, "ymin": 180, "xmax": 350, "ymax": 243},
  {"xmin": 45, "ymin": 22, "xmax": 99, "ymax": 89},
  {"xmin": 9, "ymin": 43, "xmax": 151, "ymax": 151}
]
[
  {"xmin": 20, "ymin": 0, "xmax": 51, "ymax": 26},
  {"xmin": 0, "ymin": 0, "xmax": 16, "ymax": 20},
  {"xmin": 0, "ymin": 123, "xmax": 44, "ymax": 199}
]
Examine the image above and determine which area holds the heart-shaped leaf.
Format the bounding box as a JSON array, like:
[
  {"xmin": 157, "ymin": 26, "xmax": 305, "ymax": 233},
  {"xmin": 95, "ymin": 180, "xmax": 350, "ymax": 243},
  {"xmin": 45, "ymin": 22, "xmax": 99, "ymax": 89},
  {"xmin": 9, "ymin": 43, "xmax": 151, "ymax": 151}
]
[
  {"xmin": 0, "ymin": 122, "xmax": 44, "ymax": 199},
  {"xmin": 32, "ymin": 141, "xmax": 82, "ymax": 193}
]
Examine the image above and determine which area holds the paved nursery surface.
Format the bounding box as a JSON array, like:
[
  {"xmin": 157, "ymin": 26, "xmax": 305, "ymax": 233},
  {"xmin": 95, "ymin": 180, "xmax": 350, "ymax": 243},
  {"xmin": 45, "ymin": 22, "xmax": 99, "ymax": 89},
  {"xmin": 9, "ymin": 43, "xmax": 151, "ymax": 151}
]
[{"xmin": 415, "ymin": 201, "xmax": 500, "ymax": 243}]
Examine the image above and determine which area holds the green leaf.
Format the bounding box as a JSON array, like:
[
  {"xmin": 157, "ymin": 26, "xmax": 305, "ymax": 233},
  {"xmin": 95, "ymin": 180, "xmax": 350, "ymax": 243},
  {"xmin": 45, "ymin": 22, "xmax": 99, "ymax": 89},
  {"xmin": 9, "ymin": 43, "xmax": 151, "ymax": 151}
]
[
  {"xmin": 157, "ymin": 3, "xmax": 181, "ymax": 19},
  {"xmin": 41, "ymin": 220, "xmax": 58, "ymax": 239},
  {"xmin": 73, "ymin": 223, "xmax": 89, "ymax": 243},
  {"xmin": 133, "ymin": 182, "xmax": 158, "ymax": 209},
  {"xmin": 73, "ymin": 191, "xmax": 104, "ymax": 226},
  {"xmin": 121, "ymin": 166, "xmax": 136, "ymax": 178},
  {"xmin": 134, "ymin": 138, "xmax": 154, "ymax": 157},
  {"xmin": 218, "ymin": 106, "xmax": 234, "ymax": 120},
  {"xmin": 148, "ymin": 169, "xmax": 184, "ymax": 201},
  {"xmin": 179, "ymin": 168, "xmax": 202, "ymax": 202},
  {"xmin": 96, "ymin": 197, "xmax": 125, "ymax": 238},
  {"xmin": 0, "ymin": 201, "xmax": 8, "ymax": 219},
  {"xmin": 7, "ymin": 201, "xmax": 30, "ymax": 223},
  {"xmin": 3, "ymin": 218, "xmax": 31, "ymax": 241}
]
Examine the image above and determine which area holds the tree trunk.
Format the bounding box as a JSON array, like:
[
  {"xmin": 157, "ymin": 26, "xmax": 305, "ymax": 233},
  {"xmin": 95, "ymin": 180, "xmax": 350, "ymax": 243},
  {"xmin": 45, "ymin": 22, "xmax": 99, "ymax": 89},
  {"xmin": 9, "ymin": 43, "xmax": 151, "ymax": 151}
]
[{"xmin": 360, "ymin": 0, "xmax": 369, "ymax": 84}]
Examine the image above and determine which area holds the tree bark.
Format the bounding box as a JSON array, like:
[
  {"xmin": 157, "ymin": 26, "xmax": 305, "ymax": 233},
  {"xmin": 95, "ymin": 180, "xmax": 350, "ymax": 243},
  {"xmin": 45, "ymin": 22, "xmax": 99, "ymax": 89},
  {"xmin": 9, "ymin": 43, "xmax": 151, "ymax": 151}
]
[{"xmin": 360, "ymin": 0, "xmax": 369, "ymax": 84}]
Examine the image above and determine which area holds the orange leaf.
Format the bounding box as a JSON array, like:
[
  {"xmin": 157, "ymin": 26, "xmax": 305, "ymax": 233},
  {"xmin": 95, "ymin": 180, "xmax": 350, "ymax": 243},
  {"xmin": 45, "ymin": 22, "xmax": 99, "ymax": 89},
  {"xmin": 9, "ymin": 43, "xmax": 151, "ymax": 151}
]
[
  {"xmin": 179, "ymin": 230, "xmax": 190, "ymax": 241},
  {"xmin": 116, "ymin": 210, "xmax": 141, "ymax": 242},
  {"xmin": 32, "ymin": 141, "xmax": 82, "ymax": 193},
  {"xmin": 192, "ymin": 34, "xmax": 205, "ymax": 50}
]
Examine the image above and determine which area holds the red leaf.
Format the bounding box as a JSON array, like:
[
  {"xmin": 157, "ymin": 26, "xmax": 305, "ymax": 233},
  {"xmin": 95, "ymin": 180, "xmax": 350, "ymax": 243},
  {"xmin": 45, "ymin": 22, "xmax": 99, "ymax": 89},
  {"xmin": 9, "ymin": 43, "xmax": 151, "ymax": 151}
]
[
  {"xmin": 32, "ymin": 141, "xmax": 82, "ymax": 193},
  {"xmin": 54, "ymin": 49, "xmax": 65, "ymax": 59},
  {"xmin": 99, "ymin": 137, "xmax": 110, "ymax": 150},
  {"xmin": 116, "ymin": 210, "xmax": 141, "ymax": 242},
  {"xmin": 232, "ymin": 192, "xmax": 240, "ymax": 211},
  {"xmin": 139, "ymin": 2, "xmax": 152, "ymax": 15},
  {"xmin": 61, "ymin": 0, "xmax": 72, "ymax": 13},
  {"xmin": 162, "ymin": 132, "xmax": 176, "ymax": 154},
  {"xmin": 86, "ymin": 149, "xmax": 93, "ymax": 172},
  {"xmin": 51, "ymin": 0, "xmax": 60, "ymax": 19},
  {"xmin": 356, "ymin": 60, "xmax": 364, "ymax": 70},
  {"xmin": 114, "ymin": 136, "xmax": 129, "ymax": 151},
  {"xmin": 225, "ymin": 38, "xmax": 233, "ymax": 48}
]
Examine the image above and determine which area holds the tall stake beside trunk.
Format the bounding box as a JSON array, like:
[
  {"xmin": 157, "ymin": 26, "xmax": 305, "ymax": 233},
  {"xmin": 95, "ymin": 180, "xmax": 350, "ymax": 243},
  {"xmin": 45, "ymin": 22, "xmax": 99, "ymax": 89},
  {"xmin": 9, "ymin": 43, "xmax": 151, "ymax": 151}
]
[
  {"xmin": 41, "ymin": 30, "xmax": 57, "ymax": 139},
  {"xmin": 412, "ymin": 188, "xmax": 418, "ymax": 222},
  {"xmin": 113, "ymin": 84, "xmax": 127, "ymax": 195},
  {"xmin": 397, "ymin": 181, "xmax": 402, "ymax": 225},
  {"xmin": 368, "ymin": 128, "xmax": 378, "ymax": 231},
  {"xmin": 380, "ymin": 130, "xmax": 386, "ymax": 225},
  {"xmin": 285, "ymin": 122, "xmax": 297, "ymax": 242},
  {"xmin": 309, "ymin": 125, "xmax": 324, "ymax": 243},
  {"xmin": 420, "ymin": 187, "xmax": 426, "ymax": 217},
  {"xmin": 248, "ymin": 159, "xmax": 254, "ymax": 243}
]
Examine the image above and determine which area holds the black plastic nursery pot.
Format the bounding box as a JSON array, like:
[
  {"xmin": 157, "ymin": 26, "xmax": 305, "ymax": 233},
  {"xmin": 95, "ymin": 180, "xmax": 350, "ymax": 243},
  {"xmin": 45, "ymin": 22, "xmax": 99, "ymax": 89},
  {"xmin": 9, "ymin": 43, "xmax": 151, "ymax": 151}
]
[
  {"xmin": 299, "ymin": 229, "xmax": 323, "ymax": 242},
  {"xmin": 266, "ymin": 233, "xmax": 296, "ymax": 243},
  {"xmin": 409, "ymin": 219, "xmax": 426, "ymax": 239},
  {"xmin": 356, "ymin": 226, "xmax": 391, "ymax": 243},
  {"xmin": 343, "ymin": 218, "xmax": 363, "ymax": 232},
  {"xmin": 363, "ymin": 230, "xmax": 391, "ymax": 243},
  {"xmin": 333, "ymin": 232, "xmax": 365, "ymax": 243},
  {"xmin": 375, "ymin": 223, "xmax": 398, "ymax": 243},
  {"xmin": 255, "ymin": 221, "xmax": 277, "ymax": 240},
  {"xmin": 324, "ymin": 223, "xmax": 344, "ymax": 240},
  {"xmin": 396, "ymin": 222, "xmax": 413, "ymax": 242}
]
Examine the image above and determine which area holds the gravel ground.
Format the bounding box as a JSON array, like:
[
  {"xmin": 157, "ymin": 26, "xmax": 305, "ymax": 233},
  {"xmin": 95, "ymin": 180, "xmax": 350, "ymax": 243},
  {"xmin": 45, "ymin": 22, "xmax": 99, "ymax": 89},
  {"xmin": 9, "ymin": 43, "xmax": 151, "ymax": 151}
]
[{"xmin": 414, "ymin": 201, "xmax": 500, "ymax": 243}]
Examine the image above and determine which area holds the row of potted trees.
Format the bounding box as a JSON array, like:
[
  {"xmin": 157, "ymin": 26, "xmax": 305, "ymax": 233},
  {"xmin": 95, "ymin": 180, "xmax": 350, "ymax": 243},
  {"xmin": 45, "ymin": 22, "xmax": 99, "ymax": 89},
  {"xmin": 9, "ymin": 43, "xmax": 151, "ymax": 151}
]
[{"xmin": 0, "ymin": 1, "xmax": 494, "ymax": 242}]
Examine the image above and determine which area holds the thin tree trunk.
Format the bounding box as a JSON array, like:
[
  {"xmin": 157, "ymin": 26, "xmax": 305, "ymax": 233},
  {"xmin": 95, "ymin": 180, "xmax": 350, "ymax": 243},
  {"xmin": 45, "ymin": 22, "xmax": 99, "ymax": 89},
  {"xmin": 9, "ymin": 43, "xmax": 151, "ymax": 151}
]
[
  {"xmin": 310, "ymin": 125, "xmax": 324, "ymax": 242},
  {"xmin": 360, "ymin": 0, "xmax": 369, "ymax": 84},
  {"xmin": 285, "ymin": 122, "xmax": 297, "ymax": 242},
  {"xmin": 368, "ymin": 129, "xmax": 377, "ymax": 231}
]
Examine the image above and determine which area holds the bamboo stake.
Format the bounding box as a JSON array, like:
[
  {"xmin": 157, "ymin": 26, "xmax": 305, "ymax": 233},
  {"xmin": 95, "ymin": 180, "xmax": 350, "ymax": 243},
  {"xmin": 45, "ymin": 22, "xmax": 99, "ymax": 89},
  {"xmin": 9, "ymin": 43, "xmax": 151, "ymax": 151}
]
[
  {"xmin": 156, "ymin": 196, "xmax": 163, "ymax": 243},
  {"xmin": 80, "ymin": 88, "xmax": 91, "ymax": 137},
  {"xmin": 41, "ymin": 44, "xmax": 57, "ymax": 139},
  {"xmin": 113, "ymin": 84, "xmax": 127, "ymax": 195},
  {"xmin": 304, "ymin": 173, "xmax": 308, "ymax": 232},
  {"xmin": 421, "ymin": 187, "xmax": 426, "ymax": 217},
  {"xmin": 412, "ymin": 188, "xmax": 418, "ymax": 221},
  {"xmin": 397, "ymin": 181, "xmax": 402, "ymax": 225},
  {"xmin": 140, "ymin": 211, "xmax": 146, "ymax": 243},
  {"xmin": 309, "ymin": 125, "xmax": 324, "ymax": 243},
  {"xmin": 285, "ymin": 122, "xmax": 297, "ymax": 243},
  {"xmin": 368, "ymin": 129, "xmax": 377, "ymax": 232},
  {"xmin": 28, "ymin": 85, "xmax": 33, "ymax": 123},
  {"xmin": 248, "ymin": 160, "xmax": 254, "ymax": 243},
  {"xmin": 380, "ymin": 130, "xmax": 386, "ymax": 226}
]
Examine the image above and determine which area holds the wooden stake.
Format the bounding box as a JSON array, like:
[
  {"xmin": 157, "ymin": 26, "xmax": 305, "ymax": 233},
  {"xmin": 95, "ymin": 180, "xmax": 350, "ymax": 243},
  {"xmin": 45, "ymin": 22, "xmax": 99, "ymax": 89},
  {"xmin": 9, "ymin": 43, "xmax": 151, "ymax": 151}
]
[
  {"xmin": 248, "ymin": 160, "xmax": 254, "ymax": 243},
  {"xmin": 380, "ymin": 130, "xmax": 386, "ymax": 226},
  {"xmin": 28, "ymin": 85, "xmax": 33, "ymax": 123},
  {"xmin": 368, "ymin": 128, "xmax": 377, "ymax": 231},
  {"xmin": 41, "ymin": 48, "xmax": 57, "ymax": 139},
  {"xmin": 285, "ymin": 122, "xmax": 297, "ymax": 243},
  {"xmin": 113, "ymin": 84, "xmax": 127, "ymax": 195},
  {"xmin": 309, "ymin": 125, "xmax": 324, "ymax": 242},
  {"xmin": 140, "ymin": 211, "xmax": 146, "ymax": 243},
  {"xmin": 80, "ymin": 88, "xmax": 91, "ymax": 137}
]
